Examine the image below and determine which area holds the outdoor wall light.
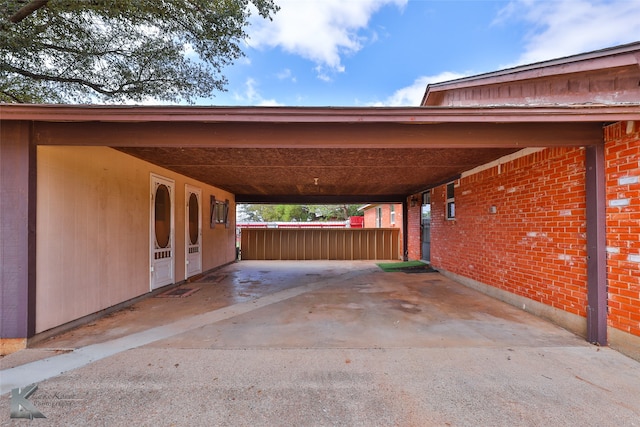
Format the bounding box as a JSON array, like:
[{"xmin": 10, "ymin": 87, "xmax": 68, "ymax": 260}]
[
  {"xmin": 410, "ymin": 197, "xmax": 418, "ymax": 207},
  {"xmin": 489, "ymin": 205, "xmax": 497, "ymax": 214}
]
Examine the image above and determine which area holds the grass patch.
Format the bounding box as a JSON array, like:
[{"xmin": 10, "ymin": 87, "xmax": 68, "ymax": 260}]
[{"xmin": 377, "ymin": 261, "xmax": 430, "ymax": 272}]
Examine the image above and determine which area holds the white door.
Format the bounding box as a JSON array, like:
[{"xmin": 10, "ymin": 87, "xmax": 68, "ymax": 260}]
[
  {"xmin": 150, "ymin": 174, "xmax": 175, "ymax": 290},
  {"xmin": 185, "ymin": 185, "xmax": 202, "ymax": 279}
]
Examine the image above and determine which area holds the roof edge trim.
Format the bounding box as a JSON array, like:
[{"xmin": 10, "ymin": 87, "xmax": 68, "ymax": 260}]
[
  {"xmin": 422, "ymin": 41, "xmax": 640, "ymax": 105},
  {"xmin": 2, "ymin": 104, "xmax": 638, "ymax": 124}
]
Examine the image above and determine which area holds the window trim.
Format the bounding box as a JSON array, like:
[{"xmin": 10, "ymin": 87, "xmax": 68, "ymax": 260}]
[
  {"xmin": 446, "ymin": 182, "xmax": 455, "ymax": 220},
  {"xmin": 210, "ymin": 196, "xmax": 230, "ymax": 228}
]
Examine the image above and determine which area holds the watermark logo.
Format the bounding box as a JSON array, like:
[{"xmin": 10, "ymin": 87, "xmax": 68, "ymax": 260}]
[{"xmin": 10, "ymin": 384, "xmax": 46, "ymax": 419}]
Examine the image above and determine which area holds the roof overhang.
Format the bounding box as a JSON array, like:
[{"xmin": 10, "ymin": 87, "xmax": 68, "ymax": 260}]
[{"xmin": 2, "ymin": 104, "xmax": 638, "ymax": 204}]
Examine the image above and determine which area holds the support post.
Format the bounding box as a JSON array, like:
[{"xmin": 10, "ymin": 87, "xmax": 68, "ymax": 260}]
[
  {"xmin": 585, "ymin": 143, "xmax": 607, "ymax": 345},
  {"xmin": 402, "ymin": 199, "xmax": 409, "ymax": 261},
  {"xmin": 1, "ymin": 121, "xmax": 37, "ymax": 348}
]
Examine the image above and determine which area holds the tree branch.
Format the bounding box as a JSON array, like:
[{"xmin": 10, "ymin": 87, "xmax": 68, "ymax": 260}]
[
  {"xmin": 10, "ymin": 0, "xmax": 49, "ymax": 23},
  {"xmin": 1, "ymin": 89, "xmax": 24, "ymax": 102},
  {"xmin": 2, "ymin": 63, "xmax": 175, "ymax": 97},
  {"xmin": 3, "ymin": 63, "xmax": 118, "ymax": 95},
  {"xmin": 39, "ymin": 42, "xmax": 127, "ymax": 57}
]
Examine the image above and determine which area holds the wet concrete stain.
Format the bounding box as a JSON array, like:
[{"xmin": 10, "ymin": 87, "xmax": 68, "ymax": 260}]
[
  {"xmin": 26, "ymin": 261, "xmax": 574, "ymax": 354},
  {"xmin": 384, "ymin": 299, "xmax": 422, "ymax": 314}
]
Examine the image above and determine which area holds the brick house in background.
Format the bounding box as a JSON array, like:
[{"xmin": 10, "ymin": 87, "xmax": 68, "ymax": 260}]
[
  {"xmin": 361, "ymin": 203, "xmax": 404, "ymax": 256},
  {"xmin": 405, "ymin": 43, "xmax": 640, "ymax": 359},
  {"xmin": 360, "ymin": 204, "xmax": 403, "ymax": 229}
]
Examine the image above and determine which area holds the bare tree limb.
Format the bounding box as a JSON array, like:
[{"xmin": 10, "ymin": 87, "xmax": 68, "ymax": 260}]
[
  {"xmin": 10, "ymin": 0, "xmax": 49, "ymax": 23},
  {"xmin": 3, "ymin": 63, "xmax": 117, "ymax": 95},
  {"xmin": 2, "ymin": 62, "xmax": 174, "ymax": 96}
]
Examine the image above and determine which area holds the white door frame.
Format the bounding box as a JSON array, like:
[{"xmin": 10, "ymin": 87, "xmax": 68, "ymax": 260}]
[
  {"xmin": 150, "ymin": 174, "xmax": 175, "ymax": 290},
  {"xmin": 185, "ymin": 184, "xmax": 202, "ymax": 279}
]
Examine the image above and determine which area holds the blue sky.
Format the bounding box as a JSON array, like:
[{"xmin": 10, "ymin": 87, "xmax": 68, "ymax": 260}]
[{"xmin": 198, "ymin": 0, "xmax": 640, "ymax": 107}]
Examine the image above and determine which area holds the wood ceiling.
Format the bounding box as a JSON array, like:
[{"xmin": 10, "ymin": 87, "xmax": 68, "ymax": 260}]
[{"xmin": 117, "ymin": 146, "xmax": 521, "ymax": 202}]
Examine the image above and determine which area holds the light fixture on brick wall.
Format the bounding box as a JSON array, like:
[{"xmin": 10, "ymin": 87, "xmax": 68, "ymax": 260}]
[{"xmin": 489, "ymin": 205, "xmax": 497, "ymax": 214}]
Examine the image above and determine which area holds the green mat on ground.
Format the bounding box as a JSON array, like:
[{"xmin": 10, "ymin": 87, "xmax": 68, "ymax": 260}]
[{"xmin": 377, "ymin": 261, "xmax": 437, "ymax": 273}]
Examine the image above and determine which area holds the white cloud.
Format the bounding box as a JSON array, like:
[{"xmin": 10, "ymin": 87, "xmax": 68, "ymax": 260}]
[
  {"xmin": 256, "ymin": 98, "xmax": 283, "ymax": 106},
  {"xmin": 276, "ymin": 68, "xmax": 295, "ymax": 82},
  {"xmin": 233, "ymin": 78, "xmax": 283, "ymax": 106},
  {"xmin": 248, "ymin": 0, "xmax": 407, "ymax": 80},
  {"xmin": 497, "ymin": 0, "xmax": 640, "ymax": 66},
  {"xmin": 372, "ymin": 72, "xmax": 467, "ymax": 106}
]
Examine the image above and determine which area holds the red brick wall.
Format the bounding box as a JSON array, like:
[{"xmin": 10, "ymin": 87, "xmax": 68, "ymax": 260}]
[
  {"xmin": 407, "ymin": 195, "xmax": 422, "ymax": 260},
  {"xmin": 363, "ymin": 208, "xmax": 376, "ymax": 228},
  {"xmin": 363, "ymin": 204, "xmax": 402, "ymax": 229},
  {"xmin": 431, "ymin": 147, "xmax": 588, "ymax": 318},
  {"xmin": 390, "ymin": 205, "xmax": 404, "ymax": 257},
  {"xmin": 605, "ymin": 121, "xmax": 640, "ymax": 338},
  {"xmin": 363, "ymin": 204, "xmax": 404, "ymax": 259},
  {"xmin": 389, "ymin": 204, "xmax": 402, "ymax": 229}
]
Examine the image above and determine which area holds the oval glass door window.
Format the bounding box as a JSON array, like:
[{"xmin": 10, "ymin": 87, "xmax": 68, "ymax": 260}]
[
  {"xmin": 188, "ymin": 193, "xmax": 199, "ymax": 245},
  {"xmin": 155, "ymin": 184, "xmax": 171, "ymax": 248}
]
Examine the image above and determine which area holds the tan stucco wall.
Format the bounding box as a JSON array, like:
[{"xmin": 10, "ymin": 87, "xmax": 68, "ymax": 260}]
[{"xmin": 36, "ymin": 146, "xmax": 235, "ymax": 333}]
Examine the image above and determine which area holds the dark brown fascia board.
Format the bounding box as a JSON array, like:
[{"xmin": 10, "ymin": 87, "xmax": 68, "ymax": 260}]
[
  {"xmin": 421, "ymin": 41, "xmax": 640, "ymax": 105},
  {"xmin": 1, "ymin": 104, "xmax": 639, "ymax": 124},
  {"xmin": 32, "ymin": 121, "xmax": 606, "ymax": 148}
]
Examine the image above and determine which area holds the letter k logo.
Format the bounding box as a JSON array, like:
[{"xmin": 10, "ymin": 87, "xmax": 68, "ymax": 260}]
[{"xmin": 10, "ymin": 384, "xmax": 46, "ymax": 419}]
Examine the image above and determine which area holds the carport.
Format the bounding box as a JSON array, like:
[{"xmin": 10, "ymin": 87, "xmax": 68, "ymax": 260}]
[{"xmin": 2, "ymin": 102, "xmax": 637, "ymax": 351}]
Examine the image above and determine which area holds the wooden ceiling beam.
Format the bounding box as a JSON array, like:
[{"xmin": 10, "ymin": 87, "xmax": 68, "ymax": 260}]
[{"xmin": 33, "ymin": 121, "xmax": 605, "ymax": 149}]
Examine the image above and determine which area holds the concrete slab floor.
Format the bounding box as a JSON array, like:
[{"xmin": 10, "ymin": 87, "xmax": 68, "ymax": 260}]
[{"xmin": 1, "ymin": 261, "xmax": 640, "ymax": 426}]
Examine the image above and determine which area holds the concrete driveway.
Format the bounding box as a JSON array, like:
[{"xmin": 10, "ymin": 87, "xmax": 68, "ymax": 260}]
[{"xmin": 2, "ymin": 261, "xmax": 640, "ymax": 426}]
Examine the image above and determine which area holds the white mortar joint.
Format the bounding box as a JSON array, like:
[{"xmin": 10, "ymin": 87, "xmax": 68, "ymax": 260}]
[{"xmin": 609, "ymin": 199, "xmax": 630, "ymax": 207}]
